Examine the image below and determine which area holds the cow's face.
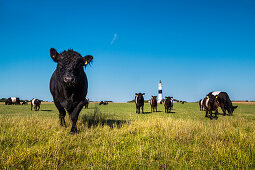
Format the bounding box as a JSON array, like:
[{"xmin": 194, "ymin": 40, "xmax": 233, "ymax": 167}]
[
  {"xmin": 151, "ymin": 96, "xmax": 157, "ymax": 100},
  {"xmin": 230, "ymin": 106, "xmax": 238, "ymax": 113},
  {"xmin": 50, "ymin": 48, "xmax": 93, "ymax": 87}
]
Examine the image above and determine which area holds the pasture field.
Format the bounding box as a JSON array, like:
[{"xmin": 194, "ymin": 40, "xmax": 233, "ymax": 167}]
[{"xmin": 0, "ymin": 102, "xmax": 255, "ymax": 169}]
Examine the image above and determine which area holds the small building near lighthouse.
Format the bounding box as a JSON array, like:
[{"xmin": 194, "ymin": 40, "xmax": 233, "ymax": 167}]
[{"xmin": 158, "ymin": 80, "xmax": 163, "ymax": 103}]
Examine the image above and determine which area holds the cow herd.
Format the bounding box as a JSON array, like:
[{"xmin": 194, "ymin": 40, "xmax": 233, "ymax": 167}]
[
  {"xmin": 135, "ymin": 93, "xmax": 174, "ymax": 114},
  {"xmin": 5, "ymin": 97, "xmax": 42, "ymax": 111},
  {"xmin": 2, "ymin": 49, "xmax": 239, "ymax": 134},
  {"xmin": 199, "ymin": 91, "xmax": 238, "ymax": 119}
]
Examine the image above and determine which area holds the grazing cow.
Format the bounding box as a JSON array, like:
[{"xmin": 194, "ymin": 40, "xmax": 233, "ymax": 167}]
[
  {"xmin": 164, "ymin": 96, "xmax": 173, "ymax": 113},
  {"xmin": 199, "ymin": 99, "xmax": 204, "ymax": 111},
  {"xmin": 99, "ymin": 101, "xmax": 108, "ymax": 105},
  {"xmin": 203, "ymin": 95, "xmax": 220, "ymax": 119},
  {"xmin": 50, "ymin": 48, "xmax": 93, "ymax": 134},
  {"xmin": 84, "ymin": 98, "xmax": 89, "ymax": 108},
  {"xmin": 135, "ymin": 93, "xmax": 145, "ymax": 114},
  {"xmin": 150, "ymin": 96, "xmax": 157, "ymax": 112},
  {"xmin": 5, "ymin": 97, "xmax": 20, "ymax": 105},
  {"xmin": 207, "ymin": 91, "xmax": 238, "ymax": 116},
  {"xmin": 31, "ymin": 98, "xmax": 41, "ymax": 111},
  {"xmin": 22, "ymin": 101, "xmax": 28, "ymax": 105}
]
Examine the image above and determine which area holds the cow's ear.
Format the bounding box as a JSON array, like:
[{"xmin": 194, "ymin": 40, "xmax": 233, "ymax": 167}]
[
  {"xmin": 83, "ymin": 55, "xmax": 93, "ymax": 66},
  {"xmin": 142, "ymin": 93, "xmax": 145, "ymax": 96},
  {"xmin": 50, "ymin": 48, "xmax": 59, "ymax": 62},
  {"xmin": 135, "ymin": 93, "xmax": 138, "ymax": 96}
]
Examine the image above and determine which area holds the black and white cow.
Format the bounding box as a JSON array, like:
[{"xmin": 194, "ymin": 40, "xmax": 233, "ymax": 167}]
[
  {"xmin": 84, "ymin": 98, "xmax": 89, "ymax": 108},
  {"xmin": 22, "ymin": 101, "xmax": 28, "ymax": 105},
  {"xmin": 135, "ymin": 93, "xmax": 145, "ymax": 114},
  {"xmin": 207, "ymin": 91, "xmax": 238, "ymax": 116},
  {"xmin": 99, "ymin": 101, "xmax": 108, "ymax": 105},
  {"xmin": 31, "ymin": 98, "xmax": 41, "ymax": 111},
  {"xmin": 50, "ymin": 48, "xmax": 93, "ymax": 134},
  {"xmin": 199, "ymin": 99, "xmax": 204, "ymax": 111},
  {"xmin": 164, "ymin": 96, "xmax": 173, "ymax": 113},
  {"xmin": 5, "ymin": 97, "xmax": 20, "ymax": 105}
]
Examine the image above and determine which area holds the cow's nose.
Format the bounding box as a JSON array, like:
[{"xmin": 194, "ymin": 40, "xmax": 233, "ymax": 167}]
[{"xmin": 64, "ymin": 77, "xmax": 74, "ymax": 83}]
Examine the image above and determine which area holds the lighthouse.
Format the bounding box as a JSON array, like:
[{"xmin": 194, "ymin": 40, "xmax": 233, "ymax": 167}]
[{"xmin": 158, "ymin": 80, "xmax": 162, "ymax": 103}]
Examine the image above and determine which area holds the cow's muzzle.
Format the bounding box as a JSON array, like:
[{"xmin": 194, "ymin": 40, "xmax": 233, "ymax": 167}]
[{"xmin": 64, "ymin": 77, "xmax": 75, "ymax": 86}]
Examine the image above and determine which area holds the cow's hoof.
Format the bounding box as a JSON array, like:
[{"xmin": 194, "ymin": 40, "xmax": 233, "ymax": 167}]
[
  {"xmin": 205, "ymin": 115, "xmax": 208, "ymax": 117},
  {"xmin": 210, "ymin": 117, "xmax": 213, "ymax": 120},
  {"xmin": 215, "ymin": 117, "xmax": 218, "ymax": 120}
]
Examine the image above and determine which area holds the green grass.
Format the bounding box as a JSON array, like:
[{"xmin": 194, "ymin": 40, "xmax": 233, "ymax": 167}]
[{"xmin": 0, "ymin": 102, "xmax": 255, "ymax": 169}]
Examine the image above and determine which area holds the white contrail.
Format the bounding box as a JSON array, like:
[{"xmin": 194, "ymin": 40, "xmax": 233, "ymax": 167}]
[{"xmin": 110, "ymin": 33, "xmax": 117, "ymax": 45}]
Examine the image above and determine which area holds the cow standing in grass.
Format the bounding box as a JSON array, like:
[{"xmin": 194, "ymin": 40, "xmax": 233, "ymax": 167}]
[
  {"xmin": 84, "ymin": 98, "xmax": 89, "ymax": 108},
  {"xmin": 5, "ymin": 97, "xmax": 20, "ymax": 105},
  {"xmin": 203, "ymin": 95, "xmax": 220, "ymax": 119},
  {"xmin": 150, "ymin": 96, "xmax": 157, "ymax": 112},
  {"xmin": 50, "ymin": 48, "xmax": 93, "ymax": 134},
  {"xmin": 164, "ymin": 97, "xmax": 173, "ymax": 113},
  {"xmin": 135, "ymin": 93, "xmax": 144, "ymax": 114},
  {"xmin": 199, "ymin": 99, "xmax": 204, "ymax": 111},
  {"xmin": 31, "ymin": 98, "xmax": 41, "ymax": 111},
  {"xmin": 207, "ymin": 91, "xmax": 238, "ymax": 116}
]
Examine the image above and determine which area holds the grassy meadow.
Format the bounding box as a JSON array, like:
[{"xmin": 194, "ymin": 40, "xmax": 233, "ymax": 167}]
[{"xmin": 0, "ymin": 102, "xmax": 255, "ymax": 169}]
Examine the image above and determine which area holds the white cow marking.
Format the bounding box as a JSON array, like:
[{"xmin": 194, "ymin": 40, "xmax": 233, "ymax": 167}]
[
  {"xmin": 205, "ymin": 98, "xmax": 209, "ymax": 108},
  {"xmin": 212, "ymin": 91, "xmax": 221, "ymax": 96},
  {"xmin": 32, "ymin": 99, "xmax": 35, "ymax": 105},
  {"xmin": 11, "ymin": 97, "xmax": 16, "ymax": 103}
]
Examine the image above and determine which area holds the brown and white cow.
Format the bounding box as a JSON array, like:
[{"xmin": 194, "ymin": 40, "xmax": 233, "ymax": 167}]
[
  {"xmin": 150, "ymin": 96, "xmax": 157, "ymax": 112},
  {"xmin": 202, "ymin": 95, "xmax": 220, "ymax": 119}
]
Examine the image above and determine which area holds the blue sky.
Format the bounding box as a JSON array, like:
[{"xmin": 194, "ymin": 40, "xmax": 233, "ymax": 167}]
[{"xmin": 0, "ymin": 0, "xmax": 254, "ymax": 102}]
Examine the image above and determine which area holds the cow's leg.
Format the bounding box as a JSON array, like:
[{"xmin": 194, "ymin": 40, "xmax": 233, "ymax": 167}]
[
  {"xmin": 220, "ymin": 103, "xmax": 227, "ymax": 116},
  {"xmin": 38, "ymin": 105, "xmax": 40, "ymax": 111},
  {"xmin": 31, "ymin": 103, "xmax": 33, "ymax": 111},
  {"xmin": 209, "ymin": 110, "xmax": 213, "ymax": 120},
  {"xmin": 142, "ymin": 105, "xmax": 144, "ymax": 114},
  {"xmin": 70, "ymin": 101, "xmax": 84, "ymax": 134},
  {"xmin": 215, "ymin": 109, "xmax": 218, "ymax": 119},
  {"xmin": 54, "ymin": 100, "xmax": 67, "ymax": 127},
  {"xmin": 205, "ymin": 110, "xmax": 208, "ymax": 117}
]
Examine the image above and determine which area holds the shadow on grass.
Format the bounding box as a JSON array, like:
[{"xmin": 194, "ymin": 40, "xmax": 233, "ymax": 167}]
[
  {"xmin": 40, "ymin": 110, "xmax": 53, "ymax": 112},
  {"xmin": 81, "ymin": 106, "xmax": 127, "ymax": 128}
]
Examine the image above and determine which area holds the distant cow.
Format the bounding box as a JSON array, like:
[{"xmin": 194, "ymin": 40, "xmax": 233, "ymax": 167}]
[
  {"xmin": 5, "ymin": 97, "xmax": 20, "ymax": 105},
  {"xmin": 50, "ymin": 48, "xmax": 93, "ymax": 134},
  {"xmin": 22, "ymin": 101, "xmax": 28, "ymax": 105},
  {"xmin": 99, "ymin": 101, "xmax": 108, "ymax": 105},
  {"xmin": 199, "ymin": 99, "xmax": 204, "ymax": 111},
  {"xmin": 150, "ymin": 96, "xmax": 157, "ymax": 112},
  {"xmin": 135, "ymin": 93, "xmax": 145, "ymax": 114},
  {"xmin": 31, "ymin": 98, "xmax": 41, "ymax": 111},
  {"xmin": 84, "ymin": 98, "xmax": 89, "ymax": 108},
  {"xmin": 203, "ymin": 95, "xmax": 220, "ymax": 119},
  {"xmin": 164, "ymin": 96, "xmax": 173, "ymax": 113},
  {"xmin": 207, "ymin": 91, "xmax": 238, "ymax": 116}
]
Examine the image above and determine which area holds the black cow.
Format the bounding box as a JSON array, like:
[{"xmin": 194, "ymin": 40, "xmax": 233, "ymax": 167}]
[
  {"xmin": 50, "ymin": 48, "xmax": 93, "ymax": 134},
  {"xmin": 31, "ymin": 98, "xmax": 41, "ymax": 111},
  {"xmin": 164, "ymin": 96, "xmax": 173, "ymax": 113},
  {"xmin": 207, "ymin": 91, "xmax": 238, "ymax": 116},
  {"xmin": 135, "ymin": 93, "xmax": 145, "ymax": 114},
  {"xmin": 202, "ymin": 95, "xmax": 220, "ymax": 119},
  {"xmin": 150, "ymin": 96, "xmax": 157, "ymax": 112},
  {"xmin": 5, "ymin": 97, "xmax": 20, "ymax": 105},
  {"xmin": 84, "ymin": 98, "xmax": 89, "ymax": 108}
]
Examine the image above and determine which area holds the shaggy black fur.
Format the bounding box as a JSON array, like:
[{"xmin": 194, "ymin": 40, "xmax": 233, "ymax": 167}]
[{"xmin": 50, "ymin": 48, "xmax": 93, "ymax": 134}]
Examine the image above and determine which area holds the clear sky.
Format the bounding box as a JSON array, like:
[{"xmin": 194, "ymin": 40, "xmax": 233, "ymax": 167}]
[{"xmin": 0, "ymin": 0, "xmax": 254, "ymax": 102}]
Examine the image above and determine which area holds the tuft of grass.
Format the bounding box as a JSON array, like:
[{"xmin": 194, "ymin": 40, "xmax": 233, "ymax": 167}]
[{"xmin": 0, "ymin": 102, "xmax": 254, "ymax": 169}]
